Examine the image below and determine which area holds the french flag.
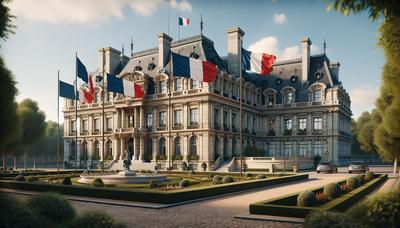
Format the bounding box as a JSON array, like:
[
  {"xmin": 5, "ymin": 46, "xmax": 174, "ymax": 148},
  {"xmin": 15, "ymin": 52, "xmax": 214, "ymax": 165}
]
[
  {"xmin": 107, "ymin": 74, "xmax": 144, "ymax": 98},
  {"xmin": 242, "ymin": 49, "xmax": 276, "ymax": 75},
  {"xmin": 76, "ymin": 57, "xmax": 94, "ymax": 103},
  {"xmin": 172, "ymin": 52, "xmax": 217, "ymax": 82}
]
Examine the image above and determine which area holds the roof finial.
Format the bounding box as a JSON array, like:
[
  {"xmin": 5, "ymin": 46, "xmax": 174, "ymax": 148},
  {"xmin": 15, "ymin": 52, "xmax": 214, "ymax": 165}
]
[
  {"xmin": 130, "ymin": 36, "xmax": 134, "ymax": 58},
  {"xmin": 323, "ymin": 36, "xmax": 326, "ymax": 55},
  {"xmin": 200, "ymin": 13, "xmax": 203, "ymax": 36},
  {"xmin": 121, "ymin": 43, "xmax": 124, "ymax": 56}
]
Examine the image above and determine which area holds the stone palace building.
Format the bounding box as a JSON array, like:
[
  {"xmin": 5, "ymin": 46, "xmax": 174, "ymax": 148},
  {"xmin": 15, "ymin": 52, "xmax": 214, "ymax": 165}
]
[{"xmin": 63, "ymin": 27, "xmax": 352, "ymax": 171}]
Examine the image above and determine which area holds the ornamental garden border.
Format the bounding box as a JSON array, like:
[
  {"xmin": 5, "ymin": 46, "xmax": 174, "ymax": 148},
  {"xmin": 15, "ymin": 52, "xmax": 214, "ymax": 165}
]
[
  {"xmin": 0, "ymin": 173, "xmax": 308, "ymax": 204},
  {"xmin": 249, "ymin": 174, "xmax": 387, "ymax": 218}
]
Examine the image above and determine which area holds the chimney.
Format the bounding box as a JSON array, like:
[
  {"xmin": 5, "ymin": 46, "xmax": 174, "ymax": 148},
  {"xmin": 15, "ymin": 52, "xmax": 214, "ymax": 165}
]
[
  {"xmin": 330, "ymin": 61, "xmax": 340, "ymax": 81},
  {"xmin": 98, "ymin": 47, "xmax": 121, "ymax": 74},
  {"xmin": 157, "ymin": 33, "xmax": 173, "ymax": 72},
  {"xmin": 226, "ymin": 27, "xmax": 245, "ymax": 76},
  {"xmin": 301, "ymin": 37, "xmax": 312, "ymax": 82}
]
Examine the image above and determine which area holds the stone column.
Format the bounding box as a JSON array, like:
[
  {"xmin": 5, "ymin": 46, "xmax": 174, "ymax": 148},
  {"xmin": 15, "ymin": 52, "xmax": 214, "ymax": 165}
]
[
  {"xmin": 116, "ymin": 109, "xmax": 121, "ymax": 128},
  {"xmin": 120, "ymin": 138, "xmax": 125, "ymax": 160},
  {"xmin": 134, "ymin": 107, "xmax": 138, "ymax": 129},
  {"xmin": 99, "ymin": 139, "xmax": 104, "ymax": 161},
  {"xmin": 113, "ymin": 137, "xmax": 119, "ymax": 160},
  {"xmin": 121, "ymin": 109, "xmax": 125, "ymax": 129},
  {"xmin": 139, "ymin": 136, "xmax": 144, "ymax": 161},
  {"xmin": 139, "ymin": 106, "xmax": 144, "ymax": 129},
  {"xmin": 134, "ymin": 136, "xmax": 140, "ymax": 160},
  {"xmin": 152, "ymin": 137, "xmax": 158, "ymax": 161}
]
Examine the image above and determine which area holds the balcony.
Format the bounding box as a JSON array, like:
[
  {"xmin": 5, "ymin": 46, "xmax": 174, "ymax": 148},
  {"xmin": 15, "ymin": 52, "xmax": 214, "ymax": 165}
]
[
  {"xmin": 80, "ymin": 131, "xmax": 88, "ymax": 136},
  {"xmin": 92, "ymin": 130, "xmax": 100, "ymax": 135},
  {"xmin": 157, "ymin": 126, "xmax": 167, "ymax": 131},
  {"xmin": 69, "ymin": 131, "xmax": 76, "ymax": 136},
  {"xmin": 105, "ymin": 129, "xmax": 112, "ymax": 134},
  {"xmin": 297, "ymin": 129, "xmax": 307, "ymax": 135},
  {"xmin": 172, "ymin": 154, "xmax": 183, "ymax": 160},
  {"xmin": 188, "ymin": 123, "xmax": 199, "ymax": 129},
  {"xmin": 155, "ymin": 154, "xmax": 167, "ymax": 160},
  {"xmin": 312, "ymin": 129, "xmax": 323, "ymax": 135},
  {"xmin": 188, "ymin": 89, "xmax": 199, "ymax": 94},
  {"xmin": 173, "ymin": 91, "xmax": 183, "ymax": 96},
  {"xmin": 172, "ymin": 124, "xmax": 183, "ymax": 130},
  {"xmin": 186, "ymin": 154, "xmax": 199, "ymax": 161},
  {"xmin": 283, "ymin": 129, "xmax": 292, "ymax": 136},
  {"xmin": 223, "ymin": 92, "xmax": 229, "ymax": 98}
]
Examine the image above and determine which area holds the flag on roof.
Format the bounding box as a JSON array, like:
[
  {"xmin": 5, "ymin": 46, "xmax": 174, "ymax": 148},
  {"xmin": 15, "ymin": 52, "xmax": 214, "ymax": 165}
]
[
  {"xmin": 172, "ymin": 52, "xmax": 217, "ymax": 83},
  {"xmin": 59, "ymin": 80, "xmax": 76, "ymax": 100},
  {"xmin": 179, "ymin": 17, "xmax": 190, "ymax": 26},
  {"xmin": 106, "ymin": 74, "xmax": 144, "ymax": 98},
  {"xmin": 242, "ymin": 49, "xmax": 276, "ymax": 75},
  {"xmin": 76, "ymin": 57, "xmax": 94, "ymax": 103}
]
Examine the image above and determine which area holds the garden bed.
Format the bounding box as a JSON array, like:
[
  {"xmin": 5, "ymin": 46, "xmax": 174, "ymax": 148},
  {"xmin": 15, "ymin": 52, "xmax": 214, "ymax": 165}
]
[
  {"xmin": 249, "ymin": 173, "xmax": 387, "ymax": 218},
  {"xmin": 0, "ymin": 173, "xmax": 308, "ymax": 204}
]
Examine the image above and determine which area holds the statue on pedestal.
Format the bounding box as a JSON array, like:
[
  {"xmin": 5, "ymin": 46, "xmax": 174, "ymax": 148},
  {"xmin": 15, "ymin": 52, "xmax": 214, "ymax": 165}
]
[{"xmin": 123, "ymin": 150, "xmax": 133, "ymax": 171}]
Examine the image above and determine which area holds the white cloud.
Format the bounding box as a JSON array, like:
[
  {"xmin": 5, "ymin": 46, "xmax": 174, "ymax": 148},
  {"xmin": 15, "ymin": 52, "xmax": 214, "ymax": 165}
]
[
  {"xmin": 8, "ymin": 0, "xmax": 191, "ymax": 25},
  {"xmin": 248, "ymin": 36, "xmax": 322, "ymax": 61},
  {"xmin": 349, "ymin": 86, "xmax": 379, "ymax": 118},
  {"xmin": 273, "ymin": 13, "xmax": 286, "ymax": 25}
]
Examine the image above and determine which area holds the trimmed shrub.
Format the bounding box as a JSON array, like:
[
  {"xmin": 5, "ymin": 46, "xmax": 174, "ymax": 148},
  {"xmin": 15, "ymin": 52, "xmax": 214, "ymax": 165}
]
[
  {"xmin": 256, "ymin": 174, "xmax": 267, "ymax": 180},
  {"xmin": 304, "ymin": 210, "xmax": 355, "ymax": 228},
  {"xmin": 347, "ymin": 191, "xmax": 400, "ymax": 228},
  {"xmin": 212, "ymin": 175, "xmax": 222, "ymax": 185},
  {"xmin": 148, "ymin": 180, "xmax": 158, "ymax": 189},
  {"xmin": 26, "ymin": 176, "xmax": 39, "ymax": 182},
  {"xmin": 188, "ymin": 170, "xmax": 195, "ymax": 175},
  {"xmin": 62, "ymin": 176, "xmax": 72, "ymax": 185},
  {"xmin": 297, "ymin": 191, "xmax": 316, "ymax": 207},
  {"xmin": 179, "ymin": 179, "xmax": 190, "ymax": 188},
  {"xmin": 92, "ymin": 178, "xmax": 104, "ymax": 187},
  {"xmin": 14, "ymin": 175, "xmax": 25, "ymax": 181},
  {"xmin": 346, "ymin": 176, "xmax": 359, "ymax": 190},
  {"xmin": 323, "ymin": 183, "xmax": 341, "ymax": 200},
  {"xmin": 222, "ymin": 176, "xmax": 234, "ymax": 183},
  {"xmin": 0, "ymin": 193, "xmax": 40, "ymax": 228},
  {"xmin": 27, "ymin": 192, "xmax": 75, "ymax": 224},
  {"xmin": 364, "ymin": 171, "xmax": 374, "ymax": 182},
  {"xmin": 356, "ymin": 175, "xmax": 364, "ymax": 186},
  {"xmin": 73, "ymin": 210, "xmax": 125, "ymax": 228},
  {"xmin": 244, "ymin": 173, "xmax": 253, "ymax": 178}
]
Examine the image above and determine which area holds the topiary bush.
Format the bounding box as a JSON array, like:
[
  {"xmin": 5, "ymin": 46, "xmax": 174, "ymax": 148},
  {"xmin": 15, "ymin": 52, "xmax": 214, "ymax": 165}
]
[
  {"xmin": 149, "ymin": 180, "xmax": 158, "ymax": 189},
  {"xmin": 323, "ymin": 183, "xmax": 342, "ymax": 200},
  {"xmin": 222, "ymin": 176, "xmax": 234, "ymax": 183},
  {"xmin": 26, "ymin": 176, "xmax": 39, "ymax": 182},
  {"xmin": 364, "ymin": 171, "xmax": 374, "ymax": 182},
  {"xmin": 62, "ymin": 176, "xmax": 72, "ymax": 185},
  {"xmin": 212, "ymin": 175, "xmax": 222, "ymax": 185},
  {"xmin": 244, "ymin": 173, "xmax": 253, "ymax": 178},
  {"xmin": 304, "ymin": 210, "xmax": 356, "ymax": 228},
  {"xmin": 179, "ymin": 179, "xmax": 190, "ymax": 188},
  {"xmin": 356, "ymin": 175, "xmax": 364, "ymax": 186},
  {"xmin": 92, "ymin": 178, "xmax": 104, "ymax": 187},
  {"xmin": 256, "ymin": 174, "xmax": 267, "ymax": 179},
  {"xmin": 297, "ymin": 191, "xmax": 316, "ymax": 207},
  {"xmin": 14, "ymin": 175, "xmax": 25, "ymax": 181},
  {"xmin": 27, "ymin": 192, "xmax": 75, "ymax": 224},
  {"xmin": 346, "ymin": 176, "xmax": 359, "ymax": 190},
  {"xmin": 347, "ymin": 191, "xmax": 400, "ymax": 228},
  {"xmin": 72, "ymin": 210, "xmax": 125, "ymax": 228}
]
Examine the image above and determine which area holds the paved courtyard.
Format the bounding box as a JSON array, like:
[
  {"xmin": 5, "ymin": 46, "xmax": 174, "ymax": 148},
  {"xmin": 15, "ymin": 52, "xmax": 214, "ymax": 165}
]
[{"xmin": 3, "ymin": 166, "xmax": 397, "ymax": 228}]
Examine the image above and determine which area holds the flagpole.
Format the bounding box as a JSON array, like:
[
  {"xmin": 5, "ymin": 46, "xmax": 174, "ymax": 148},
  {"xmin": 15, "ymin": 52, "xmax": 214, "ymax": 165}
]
[
  {"xmin": 167, "ymin": 5, "xmax": 170, "ymax": 36},
  {"xmin": 75, "ymin": 52, "xmax": 78, "ymax": 173},
  {"xmin": 239, "ymin": 36, "xmax": 243, "ymax": 175},
  {"xmin": 168, "ymin": 51, "xmax": 172, "ymax": 172},
  {"xmin": 57, "ymin": 70, "xmax": 60, "ymax": 174},
  {"xmin": 102, "ymin": 49, "xmax": 105, "ymax": 172}
]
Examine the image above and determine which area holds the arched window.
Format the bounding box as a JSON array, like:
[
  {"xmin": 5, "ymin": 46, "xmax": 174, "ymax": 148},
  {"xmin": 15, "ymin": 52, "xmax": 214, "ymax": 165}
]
[
  {"xmin": 174, "ymin": 137, "xmax": 181, "ymax": 155},
  {"xmin": 189, "ymin": 136, "xmax": 197, "ymax": 156},
  {"xmin": 313, "ymin": 141, "xmax": 323, "ymax": 157},
  {"xmin": 93, "ymin": 140, "xmax": 100, "ymax": 160},
  {"xmin": 298, "ymin": 141, "xmax": 306, "ymax": 157},
  {"xmin": 81, "ymin": 141, "xmax": 88, "ymax": 160},
  {"xmin": 106, "ymin": 140, "xmax": 112, "ymax": 160},
  {"xmin": 282, "ymin": 87, "xmax": 296, "ymax": 104},
  {"xmin": 159, "ymin": 137, "xmax": 166, "ymax": 156}
]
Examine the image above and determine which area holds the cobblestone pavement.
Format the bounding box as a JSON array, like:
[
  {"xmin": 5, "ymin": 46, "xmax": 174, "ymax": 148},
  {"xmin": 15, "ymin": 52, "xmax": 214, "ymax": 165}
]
[{"xmin": 4, "ymin": 173, "xmax": 362, "ymax": 227}]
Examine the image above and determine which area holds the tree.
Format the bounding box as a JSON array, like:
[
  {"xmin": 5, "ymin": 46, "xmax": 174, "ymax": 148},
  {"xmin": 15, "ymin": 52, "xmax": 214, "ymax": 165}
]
[
  {"xmin": 17, "ymin": 99, "xmax": 47, "ymax": 169},
  {"xmin": 0, "ymin": 0, "xmax": 18, "ymax": 170},
  {"xmin": 357, "ymin": 111, "xmax": 378, "ymax": 153}
]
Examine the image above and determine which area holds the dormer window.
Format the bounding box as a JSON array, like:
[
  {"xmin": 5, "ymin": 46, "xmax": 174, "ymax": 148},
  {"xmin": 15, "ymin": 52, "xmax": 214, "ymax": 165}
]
[
  {"xmin": 159, "ymin": 80, "xmax": 166, "ymax": 93},
  {"xmin": 313, "ymin": 90, "xmax": 321, "ymax": 102},
  {"xmin": 285, "ymin": 91, "xmax": 294, "ymax": 104},
  {"xmin": 191, "ymin": 79, "xmax": 198, "ymax": 89},
  {"xmin": 175, "ymin": 78, "xmax": 182, "ymax": 91}
]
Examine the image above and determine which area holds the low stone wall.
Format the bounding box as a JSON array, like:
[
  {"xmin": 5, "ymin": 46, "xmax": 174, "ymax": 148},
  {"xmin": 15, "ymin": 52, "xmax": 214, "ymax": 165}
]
[{"xmin": 240, "ymin": 157, "xmax": 314, "ymax": 173}]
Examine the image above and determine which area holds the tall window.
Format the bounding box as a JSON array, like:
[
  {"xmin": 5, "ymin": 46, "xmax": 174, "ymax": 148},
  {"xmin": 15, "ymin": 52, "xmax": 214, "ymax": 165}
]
[
  {"xmin": 146, "ymin": 113, "xmax": 153, "ymax": 128},
  {"xmin": 252, "ymin": 117, "xmax": 256, "ymax": 132},
  {"xmin": 313, "ymin": 141, "xmax": 322, "ymax": 157},
  {"xmin": 174, "ymin": 110, "xmax": 182, "ymax": 126},
  {"xmin": 313, "ymin": 117, "xmax": 322, "ymax": 130},
  {"xmin": 159, "ymin": 111, "xmax": 166, "ymax": 127},
  {"xmin": 107, "ymin": 91, "xmax": 113, "ymax": 102},
  {"xmin": 298, "ymin": 118, "xmax": 307, "ymax": 130},
  {"xmin": 93, "ymin": 140, "xmax": 100, "ymax": 160},
  {"xmin": 159, "ymin": 137, "xmax": 166, "ymax": 156},
  {"xmin": 174, "ymin": 137, "xmax": 181, "ymax": 155},
  {"xmin": 267, "ymin": 93, "xmax": 275, "ymax": 105},
  {"xmin": 232, "ymin": 113, "xmax": 237, "ymax": 129},
  {"xmin": 189, "ymin": 136, "xmax": 197, "ymax": 155},
  {"xmin": 298, "ymin": 142, "xmax": 306, "ymax": 157},
  {"xmin": 223, "ymin": 111, "xmax": 228, "ymax": 127},
  {"xmin": 160, "ymin": 81, "xmax": 166, "ymax": 93},
  {"xmin": 189, "ymin": 108, "xmax": 199, "ymax": 125},
  {"xmin": 127, "ymin": 115, "xmax": 134, "ymax": 128},
  {"xmin": 94, "ymin": 92, "xmax": 101, "ymax": 103},
  {"xmin": 313, "ymin": 90, "xmax": 321, "ymax": 102},
  {"xmin": 82, "ymin": 119, "xmax": 88, "ymax": 132},
  {"xmin": 246, "ymin": 116, "xmax": 250, "ymax": 130},
  {"xmin": 285, "ymin": 119, "xmax": 293, "ymax": 131},
  {"xmin": 214, "ymin": 109, "xmax": 220, "ymax": 126},
  {"xmin": 284, "ymin": 142, "xmax": 292, "ymax": 157},
  {"xmin": 285, "ymin": 91, "xmax": 294, "ymax": 104},
  {"xmin": 71, "ymin": 120, "xmax": 76, "ymax": 133},
  {"xmin": 175, "ymin": 78, "xmax": 182, "ymax": 91},
  {"xmin": 106, "ymin": 117, "xmax": 112, "ymax": 131},
  {"xmin": 93, "ymin": 119, "xmax": 100, "ymax": 131},
  {"xmin": 191, "ymin": 79, "xmax": 198, "ymax": 89},
  {"xmin": 106, "ymin": 140, "xmax": 112, "ymax": 159},
  {"xmin": 81, "ymin": 141, "xmax": 88, "ymax": 160},
  {"xmin": 267, "ymin": 143, "xmax": 275, "ymax": 157}
]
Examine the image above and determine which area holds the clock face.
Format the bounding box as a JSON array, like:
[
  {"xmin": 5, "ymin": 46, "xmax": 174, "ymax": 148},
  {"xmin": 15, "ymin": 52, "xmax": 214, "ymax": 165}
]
[
  {"xmin": 275, "ymin": 78, "xmax": 282, "ymax": 85},
  {"xmin": 290, "ymin": 75, "xmax": 298, "ymax": 83},
  {"xmin": 314, "ymin": 72, "xmax": 323, "ymax": 80}
]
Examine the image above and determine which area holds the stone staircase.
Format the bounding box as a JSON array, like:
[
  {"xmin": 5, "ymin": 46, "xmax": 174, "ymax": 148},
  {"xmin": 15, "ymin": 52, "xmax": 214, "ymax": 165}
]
[{"xmin": 214, "ymin": 158, "xmax": 239, "ymax": 172}]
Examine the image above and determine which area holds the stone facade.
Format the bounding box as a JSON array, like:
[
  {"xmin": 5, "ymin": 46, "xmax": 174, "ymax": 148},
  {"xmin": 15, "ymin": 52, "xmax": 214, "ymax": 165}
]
[{"xmin": 63, "ymin": 27, "xmax": 352, "ymax": 171}]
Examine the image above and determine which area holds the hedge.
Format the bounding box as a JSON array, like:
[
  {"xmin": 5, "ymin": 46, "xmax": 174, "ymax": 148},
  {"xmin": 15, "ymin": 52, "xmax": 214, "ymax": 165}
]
[
  {"xmin": 249, "ymin": 174, "xmax": 387, "ymax": 218},
  {"xmin": 0, "ymin": 174, "xmax": 308, "ymax": 204}
]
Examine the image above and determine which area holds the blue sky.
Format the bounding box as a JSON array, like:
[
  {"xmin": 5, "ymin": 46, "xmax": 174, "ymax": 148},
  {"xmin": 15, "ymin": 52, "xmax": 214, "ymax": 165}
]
[{"xmin": 1, "ymin": 0, "xmax": 383, "ymax": 121}]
